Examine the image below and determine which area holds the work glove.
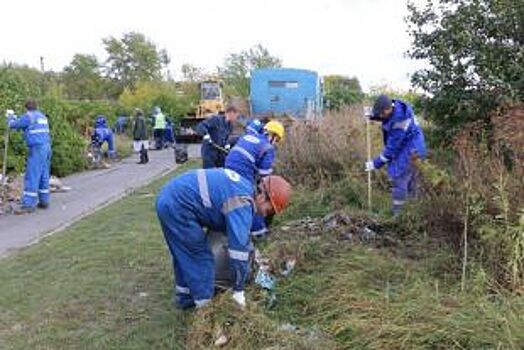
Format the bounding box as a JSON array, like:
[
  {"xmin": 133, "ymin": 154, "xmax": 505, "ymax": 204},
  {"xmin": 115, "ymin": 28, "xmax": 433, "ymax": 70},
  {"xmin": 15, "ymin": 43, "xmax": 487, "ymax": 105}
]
[
  {"xmin": 5, "ymin": 109, "xmax": 15, "ymax": 119},
  {"xmin": 232, "ymin": 290, "xmax": 246, "ymax": 308},
  {"xmin": 364, "ymin": 161, "xmax": 375, "ymax": 172},
  {"xmin": 224, "ymin": 144, "xmax": 231, "ymax": 151},
  {"xmin": 203, "ymin": 134, "xmax": 213, "ymax": 145}
]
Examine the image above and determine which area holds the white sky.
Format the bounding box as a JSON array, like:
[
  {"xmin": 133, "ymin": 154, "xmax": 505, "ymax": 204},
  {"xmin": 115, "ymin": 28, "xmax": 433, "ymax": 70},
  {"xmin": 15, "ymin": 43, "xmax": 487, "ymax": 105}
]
[{"xmin": 0, "ymin": 0, "xmax": 428, "ymax": 92}]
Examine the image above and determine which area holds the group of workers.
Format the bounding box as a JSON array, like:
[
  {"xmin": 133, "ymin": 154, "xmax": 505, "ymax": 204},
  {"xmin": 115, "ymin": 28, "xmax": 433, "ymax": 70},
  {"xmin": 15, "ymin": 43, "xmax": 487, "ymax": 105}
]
[
  {"xmin": 91, "ymin": 106, "xmax": 176, "ymax": 165},
  {"xmin": 4, "ymin": 94, "xmax": 426, "ymax": 309}
]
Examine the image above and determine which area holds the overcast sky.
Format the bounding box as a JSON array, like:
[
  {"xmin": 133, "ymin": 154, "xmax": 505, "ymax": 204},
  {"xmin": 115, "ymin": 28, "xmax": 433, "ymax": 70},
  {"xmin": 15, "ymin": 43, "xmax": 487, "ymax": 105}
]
[{"xmin": 0, "ymin": 0, "xmax": 427, "ymax": 92}]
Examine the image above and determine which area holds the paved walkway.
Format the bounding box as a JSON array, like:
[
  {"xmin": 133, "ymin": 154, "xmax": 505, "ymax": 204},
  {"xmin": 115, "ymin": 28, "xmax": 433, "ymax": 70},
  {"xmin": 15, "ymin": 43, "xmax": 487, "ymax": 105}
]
[{"xmin": 0, "ymin": 145, "xmax": 201, "ymax": 257}]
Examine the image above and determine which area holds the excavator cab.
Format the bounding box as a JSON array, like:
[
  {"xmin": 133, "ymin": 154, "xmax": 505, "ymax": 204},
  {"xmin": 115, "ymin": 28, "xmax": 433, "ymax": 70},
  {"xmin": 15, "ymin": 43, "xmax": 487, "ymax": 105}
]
[{"xmin": 197, "ymin": 81, "xmax": 225, "ymax": 117}]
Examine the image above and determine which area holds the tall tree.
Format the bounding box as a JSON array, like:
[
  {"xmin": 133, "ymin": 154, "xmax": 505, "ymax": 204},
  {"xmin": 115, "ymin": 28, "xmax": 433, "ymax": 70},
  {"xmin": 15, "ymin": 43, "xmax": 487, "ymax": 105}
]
[
  {"xmin": 218, "ymin": 44, "xmax": 282, "ymax": 97},
  {"xmin": 323, "ymin": 75, "xmax": 364, "ymax": 110},
  {"xmin": 62, "ymin": 54, "xmax": 106, "ymax": 100},
  {"xmin": 103, "ymin": 32, "xmax": 170, "ymax": 94},
  {"xmin": 407, "ymin": 0, "xmax": 524, "ymax": 135},
  {"xmin": 180, "ymin": 63, "xmax": 205, "ymax": 82}
]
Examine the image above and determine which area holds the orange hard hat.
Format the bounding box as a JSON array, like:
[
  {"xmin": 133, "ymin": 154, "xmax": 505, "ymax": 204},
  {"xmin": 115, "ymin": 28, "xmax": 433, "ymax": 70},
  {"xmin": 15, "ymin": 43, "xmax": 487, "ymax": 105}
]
[{"xmin": 261, "ymin": 175, "xmax": 292, "ymax": 214}]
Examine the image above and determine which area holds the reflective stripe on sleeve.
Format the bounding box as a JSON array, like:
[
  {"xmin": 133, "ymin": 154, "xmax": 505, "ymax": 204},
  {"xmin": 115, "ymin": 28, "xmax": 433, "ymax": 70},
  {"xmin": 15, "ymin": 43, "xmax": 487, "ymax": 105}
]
[
  {"xmin": 28, "ymin": 129, "xmax": 50, "ymax": 134},
  {"xmin": 231, "ymin": 146, "xmax": 255, "ymax": 163},
  {"xmin": 197, "ymin": 169, "xmax": 212, "ymax": 208},
  {"xmin": 176, "ymin": 285, "xmax": 191, "ymax": 294},
  {"xmin": 222, "ymin": 196, "xmax": 253, "ymax": 214}
]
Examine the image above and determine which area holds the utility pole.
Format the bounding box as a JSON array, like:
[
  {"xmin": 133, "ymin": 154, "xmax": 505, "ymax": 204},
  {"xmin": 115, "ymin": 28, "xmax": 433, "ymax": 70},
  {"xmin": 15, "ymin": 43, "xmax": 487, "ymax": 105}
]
[{"xmin": 40, "ymin": 56, "xmax": 46, "ymax": 93}]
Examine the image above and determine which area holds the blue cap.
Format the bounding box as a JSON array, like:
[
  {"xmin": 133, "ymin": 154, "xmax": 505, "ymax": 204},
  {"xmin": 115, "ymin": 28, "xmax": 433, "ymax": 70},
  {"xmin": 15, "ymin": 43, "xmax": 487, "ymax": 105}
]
[{"xmin": 372, "ymin": 95, "xmax": 392, "ymax": 118}]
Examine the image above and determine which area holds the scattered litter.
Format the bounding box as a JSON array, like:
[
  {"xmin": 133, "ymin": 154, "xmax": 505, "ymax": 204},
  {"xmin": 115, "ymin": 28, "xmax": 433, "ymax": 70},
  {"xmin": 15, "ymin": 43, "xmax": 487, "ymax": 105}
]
[
  {"xmin": 255, "ymin": 270, "xmax": 276, "ymax": 290},
  {"xmin": 214, "ymin": 329, "xmax": 229, "ymax": 347},
  {"xmin": 50, "ymin": 176, "xmax": 72, "ymax": 193},
  {"xmin": 278, "ymin": 323, "xmax": 299, "ymax": 333},
  {"xmin": 360, "ymin": 226, "xmax": 377, "ymax": 242},
  {"xmin": 281, "ymin": 259, "xmax": 296, "ymax": 277},
  {"xmin": 138, "ymin": 292, "xmax": 148, "ymax": 298}
]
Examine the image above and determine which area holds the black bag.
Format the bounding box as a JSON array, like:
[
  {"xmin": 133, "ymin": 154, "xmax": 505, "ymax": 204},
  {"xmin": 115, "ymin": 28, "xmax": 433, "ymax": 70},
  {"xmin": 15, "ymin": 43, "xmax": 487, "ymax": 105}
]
[{"xmin": 174, "ymin": 144, "xmax": 188, "ymax": 164}]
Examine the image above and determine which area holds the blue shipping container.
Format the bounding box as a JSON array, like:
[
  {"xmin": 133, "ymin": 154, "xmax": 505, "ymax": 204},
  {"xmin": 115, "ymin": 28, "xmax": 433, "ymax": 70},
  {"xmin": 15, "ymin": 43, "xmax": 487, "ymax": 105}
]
[{"xmin": 250, "ymin": 68, "xmax": 323, "ymax": 119}]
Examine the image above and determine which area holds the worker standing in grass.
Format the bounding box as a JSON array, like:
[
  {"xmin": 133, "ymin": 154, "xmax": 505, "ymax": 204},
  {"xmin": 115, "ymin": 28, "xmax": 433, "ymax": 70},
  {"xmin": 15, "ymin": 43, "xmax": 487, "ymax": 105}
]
[
  {"xmin": 197, "ymin": 106, "xmax": 239, "ymax": 168},
  {"xmin": 152, "ymin": 106, "xmax": 166, "ymax": 150},
  {"xmin": 225, "ymin": 119, "xmax": 285, "ymax": 239},
  {"xmin": 5, "ymin": 100, "xmax": 52, "ymax": 214},
  {"xmin": 156, "ymin": 168, "xmax": 292, "ymax": 309},
  {"xmin": 131, "ymin": 109, "xmax": 149, "ymax": 164},
  {"xmin": 365, "ymin": 95, "xmax": 427, "ymax": 215}
]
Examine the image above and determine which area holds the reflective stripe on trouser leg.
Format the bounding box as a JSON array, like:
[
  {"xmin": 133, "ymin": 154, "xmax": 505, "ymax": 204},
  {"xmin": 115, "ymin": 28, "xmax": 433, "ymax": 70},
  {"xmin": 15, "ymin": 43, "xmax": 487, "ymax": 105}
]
[
  {"xmin": 157, "ymin": 201, "xmax": 215, "ymax": 303},
  {"xmin": 251, "ymin": 214, "xmax": 267, "ymax": 237},
  {"xmin": 22, "ymin": 148, "xmax": 40, "ymax": 207},
  {"xmin": 38, "ymin": 146, "xmax": 51, "ymax": 205},
  {"xmin": 391, "ymin": 169, "xmax": 414, "ymax": 215},
  {"xmin": 157, "ymin": 205, "xmax": 194, "ymax": 309}
]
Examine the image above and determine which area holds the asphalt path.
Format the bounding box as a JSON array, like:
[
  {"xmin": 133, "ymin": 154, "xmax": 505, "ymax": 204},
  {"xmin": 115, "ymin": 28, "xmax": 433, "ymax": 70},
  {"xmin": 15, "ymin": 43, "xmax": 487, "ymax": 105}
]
[{"xmin": 0, "ymin": 145, "xmax": 201, "ymax": 257}]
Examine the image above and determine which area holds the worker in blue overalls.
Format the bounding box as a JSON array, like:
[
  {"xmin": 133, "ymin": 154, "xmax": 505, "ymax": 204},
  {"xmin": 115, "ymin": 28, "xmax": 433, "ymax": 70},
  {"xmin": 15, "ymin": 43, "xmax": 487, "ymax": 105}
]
[
  {"xmin": 365, "ymin": 95, "xmax": 427, "ymax": 215},
  {"xmin": 92, "ymin": 115, "xmax": 116, "ymax": 159},
  {"xmin": 6, "ymin": 100, "xmax": 52, "ymax": 214},
  {"xmin": 196, "ymin": 106, "xmax": 239, "ymax": 168},
  {"xmin": 225, "ymin": 119, "xmax": 285, "ymax": 239},
  {"xmin": 156, "ymin": 168, "xmax": 292, "ymax": 309}
]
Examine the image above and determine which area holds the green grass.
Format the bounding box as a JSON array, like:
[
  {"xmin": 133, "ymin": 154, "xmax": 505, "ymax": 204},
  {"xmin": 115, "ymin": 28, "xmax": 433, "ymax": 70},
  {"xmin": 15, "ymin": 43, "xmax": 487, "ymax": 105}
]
[
  {"xmin": 0, "ymin": 161, "xmax": 198, "ymax": 350},
  {"xmin": 1, "ymin": 165, "xmax": 523, "ymax": 349}
]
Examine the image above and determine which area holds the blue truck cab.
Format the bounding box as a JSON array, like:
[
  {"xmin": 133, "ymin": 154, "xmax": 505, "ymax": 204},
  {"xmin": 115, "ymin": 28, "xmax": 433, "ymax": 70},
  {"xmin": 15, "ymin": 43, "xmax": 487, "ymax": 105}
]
[{"xmin": 250, "ymin": 68, "xmax": 323, "ymax": 120}]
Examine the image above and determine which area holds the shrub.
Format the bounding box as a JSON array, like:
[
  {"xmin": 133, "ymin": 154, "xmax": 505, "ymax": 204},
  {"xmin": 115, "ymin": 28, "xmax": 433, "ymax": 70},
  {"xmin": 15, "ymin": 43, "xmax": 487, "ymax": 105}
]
[
  {"xmin": 119, "ymin": 81, "xmax": 194, "ymax": 120},
  {"xmin": 40, "ymin": 98, "xmax": 87, "ymax": 177},
  {"xmin": 398, "ymin": 104, "xmax": 524, "ymax": 288}
]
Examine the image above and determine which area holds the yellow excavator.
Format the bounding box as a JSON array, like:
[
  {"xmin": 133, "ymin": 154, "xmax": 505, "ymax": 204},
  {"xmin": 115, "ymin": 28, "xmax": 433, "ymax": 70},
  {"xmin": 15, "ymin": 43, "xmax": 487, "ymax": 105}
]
[{"xmin": 175, "ymin": 79, "xmax": 225, "ymax": 143}]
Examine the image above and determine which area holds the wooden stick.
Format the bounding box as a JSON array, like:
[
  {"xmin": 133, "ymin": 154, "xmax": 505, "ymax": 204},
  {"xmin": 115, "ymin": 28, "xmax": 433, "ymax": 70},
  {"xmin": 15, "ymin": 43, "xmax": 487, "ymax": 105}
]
[{"xmin": 366, "ymin": 116, "xmax": 372, "ymax": 212}]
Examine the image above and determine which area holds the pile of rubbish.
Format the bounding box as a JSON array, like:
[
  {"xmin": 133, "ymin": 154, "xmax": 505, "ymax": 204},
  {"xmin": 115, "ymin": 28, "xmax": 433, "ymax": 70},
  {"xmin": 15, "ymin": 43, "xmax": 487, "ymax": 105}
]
[
  {"xmin": 0, "ymin": 175, "xmax": 71, "ymax": 215},
  {"xmin": 194, "ymin": 211, "xmax": 387, "ymax": 349},
  {"xmin": 252, "ymin": 211, "xmax": 394, "ymax": 307}
]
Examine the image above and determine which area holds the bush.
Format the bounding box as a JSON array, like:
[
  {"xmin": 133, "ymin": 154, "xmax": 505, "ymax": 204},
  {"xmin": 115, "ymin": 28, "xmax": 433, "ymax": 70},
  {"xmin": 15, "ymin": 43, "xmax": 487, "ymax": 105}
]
[
  {"xmin": 0, "ymin": 67, "xmax": 39, "ymax": 173},
  {"xmin": 40, "ymin": 98, "xmax": 87, "ymax": 177},
  {"xmin": 119, "ymin": 81, "xmax": 194, "ymax": 120},
  {"xmin": 396, "ymin": 104, "xmax": 524, "ymax": 288}
]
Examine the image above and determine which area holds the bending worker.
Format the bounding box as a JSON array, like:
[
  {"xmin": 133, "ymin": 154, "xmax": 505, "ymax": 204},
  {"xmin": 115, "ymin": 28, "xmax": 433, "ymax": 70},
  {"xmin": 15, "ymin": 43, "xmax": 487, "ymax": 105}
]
[
  {"xmin": 196, "ymin": 106, "xmax": 239, "ymax": 168},
  {"xmin": 225, "ymin": 119, "xmax": 285, "ymax": 238},
  {"xmin": 5, "ymin": 100, "xmax": 52, "ymax": 214},
  {"xmin": 156, "ymin": 168, "xmax": 292, "ymax": 309},
  {"xmin": 93, "ymin": 115, "xmax": 116, "ymax": 159},
  {"xmin": 365, "ymin": 95, "xmax": 427, "ymax": 215}
]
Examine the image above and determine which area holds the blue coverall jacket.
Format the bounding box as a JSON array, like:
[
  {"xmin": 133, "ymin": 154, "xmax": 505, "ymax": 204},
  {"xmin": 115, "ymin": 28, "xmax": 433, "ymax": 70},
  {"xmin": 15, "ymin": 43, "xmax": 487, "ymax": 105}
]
[
  {"xmin": 156, "ymin": 168, "xmax": 254, "ymax": 308},
  {"xmin": 196, "ymin": 115, "xmax": 233, "ymax": 168},
  {"xmin": 8, "ymin": 110, "xmax": 52, "ymax": 208},
  {"xmin": 93, "ymin": 116, "xmax": 115, "ymax": 156},
  {"xmin": 225, "ymin": 131, "xmax": 275, "ymax": 237},
  {"xmin": 372, "ymin": 99, "xmax": 427, "ymax": 213}
]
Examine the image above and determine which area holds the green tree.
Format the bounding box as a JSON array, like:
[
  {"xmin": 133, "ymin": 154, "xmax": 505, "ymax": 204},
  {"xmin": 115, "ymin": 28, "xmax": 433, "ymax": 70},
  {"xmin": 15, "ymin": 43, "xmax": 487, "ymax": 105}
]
[
  {"xmin": 407, "ymin": 0, "xmax": 524, "ymax": 137},
  {"xmin": 323, "ymin": 75, "xmax": 364, "ymax": 110},
  {"xmin": 103, "ymin": 32, "xmax": 170, "ymax": 94},
  {"xmin": 218, "ymin": 44, "xmax": 282, "ymax": 97},
  {"xmin": 62, "ymin": 54, "xmax": 107, "ymax": 100}
]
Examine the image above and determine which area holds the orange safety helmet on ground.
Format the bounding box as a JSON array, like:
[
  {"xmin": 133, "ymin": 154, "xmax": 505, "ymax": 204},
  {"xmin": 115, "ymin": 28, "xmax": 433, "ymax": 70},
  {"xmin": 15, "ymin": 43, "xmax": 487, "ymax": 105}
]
[
  {"xmin": 264, "ymin": 120, "xmax": 285, "ymax": 141},
  {"xmin": 261, "ymin": 175, "xmax": 292, "ymax": 214}
]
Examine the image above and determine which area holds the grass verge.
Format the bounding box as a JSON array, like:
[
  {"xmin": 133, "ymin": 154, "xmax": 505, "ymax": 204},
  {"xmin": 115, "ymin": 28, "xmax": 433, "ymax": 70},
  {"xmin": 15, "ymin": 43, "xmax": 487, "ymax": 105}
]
[{"xmin": 1, "ymin": 166, "xmax": 522, "ymax": 349}]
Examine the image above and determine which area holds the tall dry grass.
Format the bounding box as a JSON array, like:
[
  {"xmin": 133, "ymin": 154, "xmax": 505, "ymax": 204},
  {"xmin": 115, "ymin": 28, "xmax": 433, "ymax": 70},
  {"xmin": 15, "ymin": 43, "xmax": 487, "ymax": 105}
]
[{"xmin": 276, "ymin": 105, "xmax": 385, "ymax": 188}]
